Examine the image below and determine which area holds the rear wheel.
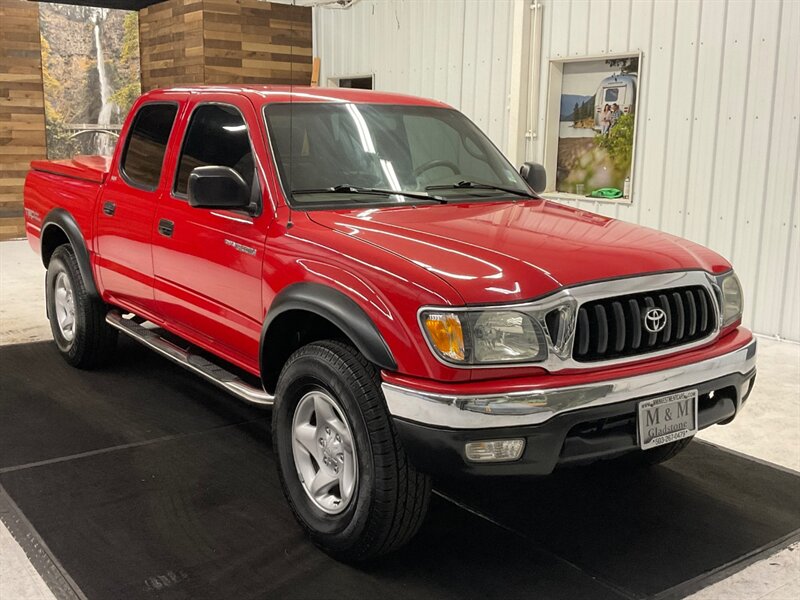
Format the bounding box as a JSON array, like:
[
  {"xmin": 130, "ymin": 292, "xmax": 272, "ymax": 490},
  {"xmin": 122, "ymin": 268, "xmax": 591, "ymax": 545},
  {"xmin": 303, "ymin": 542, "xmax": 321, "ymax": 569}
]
[
  {"xmin": 46, "ymin": 245, "xmax": 117, "ymax": 369},
  {"xmin": 272, "ymin": 340, "xmax": 431, "ymax": 561}
]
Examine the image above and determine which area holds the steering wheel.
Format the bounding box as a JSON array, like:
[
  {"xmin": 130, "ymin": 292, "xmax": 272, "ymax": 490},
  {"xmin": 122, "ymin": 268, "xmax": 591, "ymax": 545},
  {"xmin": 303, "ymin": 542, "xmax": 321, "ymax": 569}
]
[{"xmin": 412, "ymin": 159, "xmax": 461, "ymax": 177}]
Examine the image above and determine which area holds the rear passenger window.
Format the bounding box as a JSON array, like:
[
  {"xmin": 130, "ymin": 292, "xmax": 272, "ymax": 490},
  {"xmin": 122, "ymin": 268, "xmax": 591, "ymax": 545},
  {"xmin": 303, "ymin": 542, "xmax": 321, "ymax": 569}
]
[
  {"xmin": 174, "ymin": 104, "xmax": 255, "ymax": 196},
  {"xmin": 121, "ymin": 103, "xmax": 178, "ymax": 189}
]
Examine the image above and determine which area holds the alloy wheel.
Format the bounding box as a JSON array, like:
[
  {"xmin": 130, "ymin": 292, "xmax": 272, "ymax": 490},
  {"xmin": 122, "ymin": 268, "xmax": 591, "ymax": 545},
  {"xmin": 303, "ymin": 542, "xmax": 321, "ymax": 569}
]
[
  {"xmin": 53, "ymin": 271, "xmax": 77, "ymax": 342},
  {"xmin": 291, "ymin": 389, "xmax": 358, "ymax": 515}
]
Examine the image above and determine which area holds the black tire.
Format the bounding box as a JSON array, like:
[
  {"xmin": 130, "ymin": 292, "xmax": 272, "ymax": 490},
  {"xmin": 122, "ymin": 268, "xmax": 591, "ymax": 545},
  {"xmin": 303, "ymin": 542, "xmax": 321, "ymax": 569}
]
[
  {"xmin": 629, "ymin": 437, "xmax": 693, "ymax": 467},
  {"xmin": 46, "ymin": 244, "xmax": 117, "ymax": 369},
  {"xmin": 272, "ymin": 340, "xmax": 431, "ymax": 561}
]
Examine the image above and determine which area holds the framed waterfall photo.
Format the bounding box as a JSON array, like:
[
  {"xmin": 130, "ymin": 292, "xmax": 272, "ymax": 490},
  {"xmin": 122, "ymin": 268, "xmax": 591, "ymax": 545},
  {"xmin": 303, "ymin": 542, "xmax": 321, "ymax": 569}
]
[
  {"xmin": 38, "ymin": 3, "xmax": 142, "ymax": 159},
  {"xmin": 542, "ymin": 52, "xmax": 642, "ymax": 203}
]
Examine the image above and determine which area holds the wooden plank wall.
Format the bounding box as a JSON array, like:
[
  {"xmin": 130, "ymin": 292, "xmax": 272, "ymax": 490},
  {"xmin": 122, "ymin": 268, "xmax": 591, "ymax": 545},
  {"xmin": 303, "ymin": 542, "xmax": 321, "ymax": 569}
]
[
  {"xmin": 139, "ymin": 0, "xmax": 205, "ymax": 91},
  {"xmin": 0, "ymin": 0, "xmax": 47, "ymax": 241},
  {"xmin": 203, "ymin": 0, "xmax": 312, "ymax": 85},
  {"xmin": 140, "ymin": 0, "xmax": 312, "ymax": 92}
]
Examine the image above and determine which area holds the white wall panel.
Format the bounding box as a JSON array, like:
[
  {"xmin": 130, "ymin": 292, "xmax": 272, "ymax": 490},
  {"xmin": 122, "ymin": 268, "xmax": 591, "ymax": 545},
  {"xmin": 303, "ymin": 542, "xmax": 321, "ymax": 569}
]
[
  {"xmin": 752, "ymin": 0, "xmax": 800, "ymax": 340},
  {"xmin": 682, "ymin": 0, "xmax": 727, "ymax": 245},
  {"xmin": 314, "ymin": 0, "xmax": 799, "ymax": 340},
  {"xmin": 658, "ymin": 0, "xmax": 701, "ymax": 236}
]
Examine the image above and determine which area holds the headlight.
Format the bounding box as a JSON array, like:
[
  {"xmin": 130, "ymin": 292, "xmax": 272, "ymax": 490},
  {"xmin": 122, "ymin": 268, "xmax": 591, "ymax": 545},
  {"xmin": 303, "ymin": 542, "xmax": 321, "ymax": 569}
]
[
  {"xmin": 471, "ymin": 311, "xmax": 544, "ymax": 362},
  {"xmin": 421, "ymin": 310, "xmax": 547, "ymax": 365},
  {"xmin": 715, "ymin": 271, "xmax": 743, "ymax": 327}
]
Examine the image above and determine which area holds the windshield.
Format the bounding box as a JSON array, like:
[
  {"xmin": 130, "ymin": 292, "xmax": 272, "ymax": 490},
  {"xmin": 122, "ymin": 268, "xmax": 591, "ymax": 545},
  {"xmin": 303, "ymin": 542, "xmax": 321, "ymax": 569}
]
[{"xmin": 263, "ymin": 103, "xmax": 531, "ymax": 208}]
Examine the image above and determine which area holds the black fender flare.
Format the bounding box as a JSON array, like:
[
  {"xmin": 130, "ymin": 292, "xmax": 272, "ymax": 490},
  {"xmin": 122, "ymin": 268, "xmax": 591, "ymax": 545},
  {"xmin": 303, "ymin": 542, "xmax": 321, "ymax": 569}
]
[
  {"xmin": 260, "ymin": 282, "xmax": 397, "ymax": 375},
  {"xmin": 41, "ymin": 208, "xmax": 99, "ymax": 297}
]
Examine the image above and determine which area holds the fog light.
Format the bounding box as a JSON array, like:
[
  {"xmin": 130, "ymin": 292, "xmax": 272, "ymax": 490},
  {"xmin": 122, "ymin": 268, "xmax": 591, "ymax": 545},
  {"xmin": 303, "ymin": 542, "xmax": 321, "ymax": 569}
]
[
  {"xmin": 741, "ymin": 376, "xmax": 756, "ymax": 403},
  {"xmin": 464, "ymin": 439, "xmax": 525, "ymax": 463}
]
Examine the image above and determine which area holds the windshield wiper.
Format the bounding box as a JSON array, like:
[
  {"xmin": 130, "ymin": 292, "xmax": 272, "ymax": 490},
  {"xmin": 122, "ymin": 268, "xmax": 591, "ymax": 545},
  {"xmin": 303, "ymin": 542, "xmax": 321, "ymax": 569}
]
[
  {"xmin": 426, "ymin": 180, "xmax": 535, "ymax": 199},
  {"xmin": 292, "ymin": 184, "xmax": 447, "ymax": 204}
]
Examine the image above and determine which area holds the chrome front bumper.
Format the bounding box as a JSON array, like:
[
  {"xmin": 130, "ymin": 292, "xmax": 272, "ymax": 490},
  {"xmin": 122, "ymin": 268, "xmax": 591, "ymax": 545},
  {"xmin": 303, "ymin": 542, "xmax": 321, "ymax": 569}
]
[{"xmin": 383, "ymin": 338, "xmax": 757, "ymax": 429}]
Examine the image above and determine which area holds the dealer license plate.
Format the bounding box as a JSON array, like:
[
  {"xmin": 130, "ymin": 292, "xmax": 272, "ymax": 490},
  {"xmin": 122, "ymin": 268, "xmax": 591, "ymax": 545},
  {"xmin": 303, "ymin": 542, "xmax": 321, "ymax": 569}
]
[{"xmin": 637, "ymin": 390, "xmax": 698, "ymax": 450}]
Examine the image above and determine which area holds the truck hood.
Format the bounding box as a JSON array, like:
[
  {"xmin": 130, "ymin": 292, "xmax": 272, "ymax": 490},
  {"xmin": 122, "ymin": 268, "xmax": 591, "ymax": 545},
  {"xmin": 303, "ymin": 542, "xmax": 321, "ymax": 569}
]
[{"xmin": 308, "ymin": 199, "xmax": 731, "ymax": 304}]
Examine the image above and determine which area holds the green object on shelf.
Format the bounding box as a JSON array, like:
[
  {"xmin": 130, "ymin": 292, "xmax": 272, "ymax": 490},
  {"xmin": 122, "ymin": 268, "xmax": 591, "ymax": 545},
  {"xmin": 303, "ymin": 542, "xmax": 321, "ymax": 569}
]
[{"xmin": 589, "ymin": 187, "xmax": 623, "ymax": 199}]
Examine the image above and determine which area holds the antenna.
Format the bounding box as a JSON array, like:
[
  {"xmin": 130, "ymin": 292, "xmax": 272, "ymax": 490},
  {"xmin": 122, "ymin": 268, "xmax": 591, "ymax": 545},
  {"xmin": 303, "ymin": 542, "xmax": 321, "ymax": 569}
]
[{"xmin": 286, "ymin": 5, "xmax": 296, "ymax": 231}]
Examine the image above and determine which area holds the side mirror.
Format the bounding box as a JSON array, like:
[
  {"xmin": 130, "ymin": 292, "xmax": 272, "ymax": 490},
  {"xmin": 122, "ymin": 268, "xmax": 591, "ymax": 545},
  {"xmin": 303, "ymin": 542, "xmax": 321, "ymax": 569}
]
[
  {"xmin": 520, "ymin": 162, "xmax": 547, "ymax": 194},
  {"xmin": 188, "ymin": 166, "xmax": 250, "ymax": 211}
]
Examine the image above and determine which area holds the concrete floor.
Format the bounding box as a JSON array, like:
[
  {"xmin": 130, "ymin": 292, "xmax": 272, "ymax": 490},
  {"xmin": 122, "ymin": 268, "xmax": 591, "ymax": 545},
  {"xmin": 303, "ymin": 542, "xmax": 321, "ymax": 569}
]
[{"xmin": 1, "ymin": 238, "xmax": 798, "ymax": 599}]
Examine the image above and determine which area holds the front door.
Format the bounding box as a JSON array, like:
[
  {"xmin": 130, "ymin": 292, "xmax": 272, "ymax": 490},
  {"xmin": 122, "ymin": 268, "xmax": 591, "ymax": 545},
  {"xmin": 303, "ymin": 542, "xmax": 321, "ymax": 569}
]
[{"xmin": 151, "ymin": 94, "xmax": 271, "ymax": 372}]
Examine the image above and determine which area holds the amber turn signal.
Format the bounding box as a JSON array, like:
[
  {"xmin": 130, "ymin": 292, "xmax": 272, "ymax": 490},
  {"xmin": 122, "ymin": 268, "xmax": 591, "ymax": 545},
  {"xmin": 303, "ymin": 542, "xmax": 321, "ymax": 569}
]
[{"xmin": 423, "ymin": 312, "xmax": 465, "ymax": 361}]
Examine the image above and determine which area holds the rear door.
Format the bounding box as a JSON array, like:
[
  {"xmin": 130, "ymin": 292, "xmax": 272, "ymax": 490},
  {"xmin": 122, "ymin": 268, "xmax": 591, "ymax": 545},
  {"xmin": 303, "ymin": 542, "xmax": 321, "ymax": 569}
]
[
  {"xmin": 95, "ymin": 93, "xmax": 186, "ymax": 316},
  {"xmin": 151, "ymin": 93, "xmax": 271, "ymax": 372}
]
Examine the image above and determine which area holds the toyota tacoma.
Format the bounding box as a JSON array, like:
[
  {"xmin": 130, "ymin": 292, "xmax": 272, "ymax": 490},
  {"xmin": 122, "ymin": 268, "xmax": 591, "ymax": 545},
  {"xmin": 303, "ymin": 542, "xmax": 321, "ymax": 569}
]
[{"xmin": 23, "ymin": 86, "xmax": 757, "ymax": 561}]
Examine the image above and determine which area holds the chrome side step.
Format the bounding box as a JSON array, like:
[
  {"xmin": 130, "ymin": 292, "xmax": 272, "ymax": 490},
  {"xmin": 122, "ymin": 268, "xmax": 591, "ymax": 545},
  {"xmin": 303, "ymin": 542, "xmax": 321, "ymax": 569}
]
[{"xmin": 105, "ymin": 310, "xmax": 274, "ymax": 407}]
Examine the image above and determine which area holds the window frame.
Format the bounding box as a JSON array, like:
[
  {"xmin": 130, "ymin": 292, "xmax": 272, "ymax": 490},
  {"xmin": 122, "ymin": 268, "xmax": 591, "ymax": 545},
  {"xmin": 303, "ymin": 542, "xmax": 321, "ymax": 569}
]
[
  {"xmin": 170, "ymin": 101, "xmax": 260, "ymax": 211},
  {"xmin": 604, "ymin": 87, "xmax": 620, "ymax": 103},
  {"xmin": 119, "ymin": 101, "xmax": 180, "ymax": 192},
  {"xmin": 541, "ymin": 51, "xmax": 643, "ymax": 204},
  {"xmin": 328, "ymin": 74, "xmax": 375, "ymax": 90}
]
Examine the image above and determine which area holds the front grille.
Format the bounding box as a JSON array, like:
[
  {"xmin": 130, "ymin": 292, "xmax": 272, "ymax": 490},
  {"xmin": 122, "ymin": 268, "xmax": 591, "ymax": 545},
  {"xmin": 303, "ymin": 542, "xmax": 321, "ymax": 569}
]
[{"xmin": 572, "ymin": 285, "xmax": 716, "ymax": 362}]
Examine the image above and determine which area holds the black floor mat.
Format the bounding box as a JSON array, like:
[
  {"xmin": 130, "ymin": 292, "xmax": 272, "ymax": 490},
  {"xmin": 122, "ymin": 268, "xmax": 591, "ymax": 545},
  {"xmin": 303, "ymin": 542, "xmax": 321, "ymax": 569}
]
[{"xmin": 1, "ymin": 339, "xmax": 798, "ymax": 600}]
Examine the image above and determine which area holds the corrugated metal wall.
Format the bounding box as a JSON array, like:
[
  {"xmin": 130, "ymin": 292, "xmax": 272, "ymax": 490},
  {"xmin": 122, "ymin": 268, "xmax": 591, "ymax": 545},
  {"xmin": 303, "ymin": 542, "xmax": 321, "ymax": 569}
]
[
  {"xmin": 314, "ymin": 0, "xmax": 800, "ymax": 341},
  {"xmin": 314, "ymin": 0, "xmax": 517, "ymax": 154}
]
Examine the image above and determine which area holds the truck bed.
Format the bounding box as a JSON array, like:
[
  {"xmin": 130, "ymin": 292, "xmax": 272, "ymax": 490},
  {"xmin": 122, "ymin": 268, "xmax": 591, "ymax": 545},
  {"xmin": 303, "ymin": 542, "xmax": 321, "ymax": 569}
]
[
  {"xmin": 23, "ymin": 155, "xmax": 109, "ymax": 254},
  {"xmin": 29, "ymin": 155, "xmax": 112, "ymax": 184}
]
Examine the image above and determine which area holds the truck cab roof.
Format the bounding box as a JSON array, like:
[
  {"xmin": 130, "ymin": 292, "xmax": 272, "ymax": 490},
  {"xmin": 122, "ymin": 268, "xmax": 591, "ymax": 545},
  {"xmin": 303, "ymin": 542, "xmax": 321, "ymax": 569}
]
[{"xmin": 142, "ymin": 85, "xmax": 453, "ymax": 108}]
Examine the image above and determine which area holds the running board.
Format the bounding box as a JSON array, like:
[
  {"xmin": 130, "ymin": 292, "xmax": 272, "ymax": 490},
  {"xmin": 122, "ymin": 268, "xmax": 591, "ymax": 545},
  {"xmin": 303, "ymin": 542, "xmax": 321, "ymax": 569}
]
[{"xmin": 105, "ymin": 310, "xmax": 274, "ymax": 407}]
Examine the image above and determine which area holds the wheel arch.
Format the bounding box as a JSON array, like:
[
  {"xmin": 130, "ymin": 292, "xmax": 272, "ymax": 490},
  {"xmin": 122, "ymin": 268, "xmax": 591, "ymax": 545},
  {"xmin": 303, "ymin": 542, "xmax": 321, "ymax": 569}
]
[
  {"xmin": 40, "ymin": 208, "xmax": 99, "ymax": 297},
  {"xmin": 260, "ymin": 283, "xmax": 397, "ymax": 394}
]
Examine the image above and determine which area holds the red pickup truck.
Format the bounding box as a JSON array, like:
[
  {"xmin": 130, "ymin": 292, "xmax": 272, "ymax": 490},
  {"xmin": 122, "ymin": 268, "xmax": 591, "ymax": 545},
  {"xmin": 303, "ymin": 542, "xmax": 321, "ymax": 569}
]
[{"xmin": 24, "ymin": 86, "xmax": 756, "ymax": 560}]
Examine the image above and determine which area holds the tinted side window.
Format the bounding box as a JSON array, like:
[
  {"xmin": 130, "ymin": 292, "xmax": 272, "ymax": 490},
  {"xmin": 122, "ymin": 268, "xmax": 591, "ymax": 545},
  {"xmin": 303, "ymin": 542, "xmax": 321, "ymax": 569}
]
[
  {"xmin": 121, "ymin": 103, "xmax": 178, "ymax": 189},
  {"xmin": 175, "ymin": 104, "xmax": 254, "ymax": 196}
]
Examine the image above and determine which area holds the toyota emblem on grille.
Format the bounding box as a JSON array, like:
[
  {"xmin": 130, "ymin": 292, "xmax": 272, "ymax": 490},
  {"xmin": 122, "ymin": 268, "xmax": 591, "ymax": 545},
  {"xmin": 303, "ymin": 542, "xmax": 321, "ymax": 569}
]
[{"xmin": 643, "ymin": 307, "xmax": 668, "ymax": 333}]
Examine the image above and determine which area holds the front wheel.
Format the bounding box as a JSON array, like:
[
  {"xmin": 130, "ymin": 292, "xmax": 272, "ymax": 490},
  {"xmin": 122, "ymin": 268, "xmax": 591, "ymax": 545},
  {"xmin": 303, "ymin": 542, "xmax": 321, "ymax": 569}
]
[{"xmin": 272, "ymin": 340, "xmax": 431, "ymax": 561}]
